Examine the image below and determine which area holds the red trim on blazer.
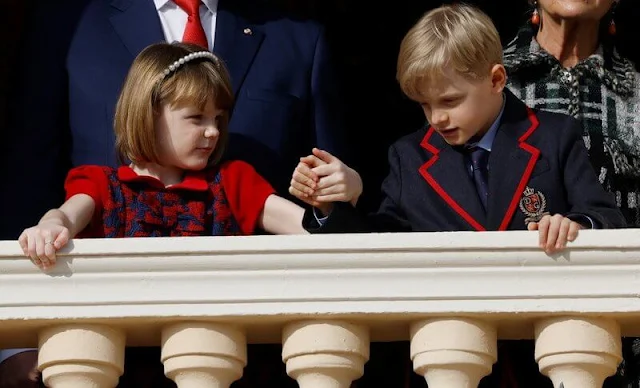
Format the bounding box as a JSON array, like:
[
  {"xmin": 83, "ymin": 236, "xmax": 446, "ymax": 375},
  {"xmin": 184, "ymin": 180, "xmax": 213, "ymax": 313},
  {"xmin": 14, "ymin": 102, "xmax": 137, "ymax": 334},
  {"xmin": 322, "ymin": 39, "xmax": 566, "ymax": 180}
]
[
  {"xmin": 498, "ymin": 107, "xmax": 540, "ymax": 230},
  {"xmin": 418, "ymin": 107, "xmax": 540, "ymax": 231},
  {"xmin": 418, "ymin": 128, "xmax": 486, "ymax": 231}
]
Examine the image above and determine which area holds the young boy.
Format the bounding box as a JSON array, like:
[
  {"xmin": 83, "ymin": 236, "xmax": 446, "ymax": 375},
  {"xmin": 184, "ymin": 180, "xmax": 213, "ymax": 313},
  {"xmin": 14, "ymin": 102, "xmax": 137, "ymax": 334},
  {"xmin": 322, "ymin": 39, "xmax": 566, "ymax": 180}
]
[
  {"xmin": 291, "ymin": 6, "xmax": 627, "ymax": 387},
  {"xmin": 290, "ymin": 4, "xmax": 626, "ymax": 255}
]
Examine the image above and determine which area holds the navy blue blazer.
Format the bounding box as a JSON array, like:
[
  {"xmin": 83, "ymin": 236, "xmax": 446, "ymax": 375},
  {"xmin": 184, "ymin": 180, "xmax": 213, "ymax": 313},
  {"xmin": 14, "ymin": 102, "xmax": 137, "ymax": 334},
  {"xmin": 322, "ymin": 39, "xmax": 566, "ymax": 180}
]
[
  {"xmin": 0, "ymin": 0, "xmax": 347, "ymax": 238},
  {"xmin": 305, "ymin": 90, "xmax": 626, "ymax": 233}
]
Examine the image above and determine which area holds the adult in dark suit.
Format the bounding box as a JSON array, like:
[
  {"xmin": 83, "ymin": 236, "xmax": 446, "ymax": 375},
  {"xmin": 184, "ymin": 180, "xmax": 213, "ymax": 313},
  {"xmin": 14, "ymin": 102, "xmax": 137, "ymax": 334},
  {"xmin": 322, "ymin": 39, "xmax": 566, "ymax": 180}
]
[{"xmin": 0, "ymin": 0, "xmax": 347, "ymax": 240}]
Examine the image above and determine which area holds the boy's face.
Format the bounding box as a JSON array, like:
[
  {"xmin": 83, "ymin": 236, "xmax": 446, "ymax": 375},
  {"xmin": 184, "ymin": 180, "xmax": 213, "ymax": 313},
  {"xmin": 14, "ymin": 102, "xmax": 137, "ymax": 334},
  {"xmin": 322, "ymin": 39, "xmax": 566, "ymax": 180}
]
[{"xmin": 416, "ymin": 65, "xmax": 506, "ymax": 146}]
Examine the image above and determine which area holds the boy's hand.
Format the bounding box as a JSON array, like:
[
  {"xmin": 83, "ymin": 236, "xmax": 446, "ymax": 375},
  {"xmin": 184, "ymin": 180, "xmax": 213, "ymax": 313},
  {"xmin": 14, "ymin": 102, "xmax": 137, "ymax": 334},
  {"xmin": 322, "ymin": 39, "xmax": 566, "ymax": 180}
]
[
  {"xmin": 289, "ymin": 148, "xmax": 363, "ymax": 208},
  {"xmin": 18, "ymin": 222, "xmax": 70, "ymax": 270},
  {"xmin": 527, "ymin": 214, "xmax": 584, "ymax": 254}
]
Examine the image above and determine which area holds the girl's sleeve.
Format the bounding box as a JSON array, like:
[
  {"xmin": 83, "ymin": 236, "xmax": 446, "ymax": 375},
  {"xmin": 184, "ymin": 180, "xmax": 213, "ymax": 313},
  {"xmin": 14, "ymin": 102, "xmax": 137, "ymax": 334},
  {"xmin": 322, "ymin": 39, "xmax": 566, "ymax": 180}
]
[
  {"xmin": 63, "ymin": 165, "xmax": 109, "ymax": 216},
  {"xmin": 220, "ymin": 161, "xmax": 276, "ymax": 235}
]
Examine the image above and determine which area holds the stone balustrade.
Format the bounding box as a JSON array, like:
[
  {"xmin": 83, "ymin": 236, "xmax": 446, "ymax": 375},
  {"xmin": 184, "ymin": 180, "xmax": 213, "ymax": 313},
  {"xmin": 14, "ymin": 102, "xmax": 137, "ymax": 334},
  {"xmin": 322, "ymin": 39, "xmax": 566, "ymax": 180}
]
[{"xmin": 1, "ymin": 229, "xmax": 639, "ymax": 388}]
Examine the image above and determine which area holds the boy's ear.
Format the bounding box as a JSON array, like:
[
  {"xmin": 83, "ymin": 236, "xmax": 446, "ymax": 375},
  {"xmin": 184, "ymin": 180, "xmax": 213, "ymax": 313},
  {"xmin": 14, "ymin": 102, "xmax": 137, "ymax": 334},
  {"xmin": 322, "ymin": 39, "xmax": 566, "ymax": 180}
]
[{"xmin": 489, "ymin": 64, "xmax": 507, "ymax": 93}]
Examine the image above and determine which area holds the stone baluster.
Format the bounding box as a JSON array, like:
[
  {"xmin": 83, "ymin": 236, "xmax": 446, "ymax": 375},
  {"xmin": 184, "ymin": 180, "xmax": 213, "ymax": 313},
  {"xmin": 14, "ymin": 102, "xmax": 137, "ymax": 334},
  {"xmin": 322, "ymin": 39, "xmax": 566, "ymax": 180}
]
[
  {"xmin": 535, "ymin": 317, "xmax": 622, "ymax": 388},
  {"xmin": 38, "ymin": 324, "xmax": 125, "ymax": 388},
  {"xmin": 410, "ymin": 318, "xmax": 497, "ymax": 388},
  {"xmin": 282, "ymin": 320, "xmax": 369, "ymax": 388},
  {"xmin": 161, "ymin": 322, "xmax": 246, "ymax": 388}
]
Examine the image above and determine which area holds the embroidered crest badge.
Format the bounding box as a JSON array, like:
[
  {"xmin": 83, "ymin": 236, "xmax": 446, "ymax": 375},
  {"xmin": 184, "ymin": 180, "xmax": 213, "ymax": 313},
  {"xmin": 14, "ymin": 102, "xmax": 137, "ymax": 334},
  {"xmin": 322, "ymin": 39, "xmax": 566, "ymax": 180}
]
[{"xmin": 519, "ymin": 186, "xmax": 549, "ymax": 224}]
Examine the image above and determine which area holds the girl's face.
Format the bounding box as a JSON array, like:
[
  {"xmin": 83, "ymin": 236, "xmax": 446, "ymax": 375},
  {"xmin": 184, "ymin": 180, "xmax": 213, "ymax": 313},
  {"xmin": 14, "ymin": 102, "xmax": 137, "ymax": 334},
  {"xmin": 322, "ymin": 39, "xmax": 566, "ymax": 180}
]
[{"xmin": 155, "ymin": 98, "xmax": 223, "ymax": 171}]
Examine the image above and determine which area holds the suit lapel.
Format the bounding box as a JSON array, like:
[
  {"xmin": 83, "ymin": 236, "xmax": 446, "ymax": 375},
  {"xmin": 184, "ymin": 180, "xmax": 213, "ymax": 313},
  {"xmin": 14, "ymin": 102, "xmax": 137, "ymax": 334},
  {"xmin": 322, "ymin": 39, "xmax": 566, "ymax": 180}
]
[
  {"xmin": 486, "ymin": 91, "xmax": 541, "ymax": 231},
  {"xmin": 108, "ymin": 0, "xmax": 166, "ymax": 58},
  {"xmin": 214, "ymin": 1, "xmax": 264, "ymax": 95},
  {"xmin": 419, "ymin": 127, "xmax": 487, "ymax": 231}
]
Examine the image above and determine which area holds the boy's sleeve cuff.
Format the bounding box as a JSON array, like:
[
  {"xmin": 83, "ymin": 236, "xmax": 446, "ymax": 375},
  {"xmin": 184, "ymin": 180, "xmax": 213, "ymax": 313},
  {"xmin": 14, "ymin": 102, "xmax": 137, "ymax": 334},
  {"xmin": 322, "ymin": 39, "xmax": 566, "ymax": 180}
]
[
  {"xmin": 312, "ymin": 207, "xmax": 329, "ymax": 226},
  {"xmin": 567, "ymin": 213, "xmax": 597, "ymax": 229}
]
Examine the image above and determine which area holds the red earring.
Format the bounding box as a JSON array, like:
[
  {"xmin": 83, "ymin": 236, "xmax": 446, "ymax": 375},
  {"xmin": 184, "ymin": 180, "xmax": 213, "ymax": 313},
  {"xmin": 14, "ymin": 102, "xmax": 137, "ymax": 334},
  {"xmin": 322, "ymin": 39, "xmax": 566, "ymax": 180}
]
[
  {"xmin": 608, "ymin": 1, "xmax": 618, "ymax": 35},
  {"xmin": 609, "ymin": 19, "xmax": 616, "ymax": 35},
  {"xmin": 531, "ymin": 2, "xmax": 540, "ymax": 26}
]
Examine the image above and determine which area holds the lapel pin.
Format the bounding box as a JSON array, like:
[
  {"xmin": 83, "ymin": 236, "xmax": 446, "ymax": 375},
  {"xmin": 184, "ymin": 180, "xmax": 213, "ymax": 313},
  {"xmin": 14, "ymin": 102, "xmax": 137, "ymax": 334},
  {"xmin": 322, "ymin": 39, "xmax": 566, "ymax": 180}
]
[{"xmin": 243, "ymin": 28, "xmax": 253, "ymax": 36}]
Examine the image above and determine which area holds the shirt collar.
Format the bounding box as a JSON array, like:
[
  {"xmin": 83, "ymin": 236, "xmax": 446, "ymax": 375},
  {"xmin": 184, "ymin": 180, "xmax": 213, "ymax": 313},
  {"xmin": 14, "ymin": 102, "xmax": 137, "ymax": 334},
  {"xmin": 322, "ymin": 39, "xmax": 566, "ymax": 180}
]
[
  {"xmin": 155, "ymin": 0, "xmax": 218, "ymax": 14},
  {"xmin": 154, "ymin": 0, "xmax": 170, "ymax": 9},
  {"xmin": 117, "ymin": 166, "xmax": 210, "ymax": 192},
  {"xmin": 470, "ymin": 93, "xmax": 506, "ymax": 152}
]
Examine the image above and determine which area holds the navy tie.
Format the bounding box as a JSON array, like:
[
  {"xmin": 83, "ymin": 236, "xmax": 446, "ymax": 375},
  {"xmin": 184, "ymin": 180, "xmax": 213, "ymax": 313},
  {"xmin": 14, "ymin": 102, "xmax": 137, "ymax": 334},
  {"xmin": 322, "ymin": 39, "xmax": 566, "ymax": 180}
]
[{"xmin": 469, "ymin": 147, "xmax": 489, "ymax": 209}]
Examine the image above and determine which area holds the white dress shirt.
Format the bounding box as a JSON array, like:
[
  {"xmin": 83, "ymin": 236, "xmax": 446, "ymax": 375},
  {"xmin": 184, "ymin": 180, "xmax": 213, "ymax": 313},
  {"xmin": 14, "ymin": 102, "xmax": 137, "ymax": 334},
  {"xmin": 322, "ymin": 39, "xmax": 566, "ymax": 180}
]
[{"xmin": 154, "ymin": 0, "xmax": 218, "ymax": 51}]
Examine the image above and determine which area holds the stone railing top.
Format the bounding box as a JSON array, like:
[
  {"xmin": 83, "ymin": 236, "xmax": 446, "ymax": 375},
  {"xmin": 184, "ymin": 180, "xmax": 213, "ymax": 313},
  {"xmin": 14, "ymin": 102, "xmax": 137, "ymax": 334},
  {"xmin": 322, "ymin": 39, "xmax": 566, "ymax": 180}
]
[{"xmin": 0, "ymin": 230, "xmax": 639, "ymax": 345}]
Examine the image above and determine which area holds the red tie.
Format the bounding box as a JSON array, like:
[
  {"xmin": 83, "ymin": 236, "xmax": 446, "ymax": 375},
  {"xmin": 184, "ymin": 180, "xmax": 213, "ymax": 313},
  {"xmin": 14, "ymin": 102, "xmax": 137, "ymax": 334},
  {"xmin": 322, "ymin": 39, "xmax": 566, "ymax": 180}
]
[{"xmin": 173, "ymin": 0, "xmax": 208, "ymax": 49}]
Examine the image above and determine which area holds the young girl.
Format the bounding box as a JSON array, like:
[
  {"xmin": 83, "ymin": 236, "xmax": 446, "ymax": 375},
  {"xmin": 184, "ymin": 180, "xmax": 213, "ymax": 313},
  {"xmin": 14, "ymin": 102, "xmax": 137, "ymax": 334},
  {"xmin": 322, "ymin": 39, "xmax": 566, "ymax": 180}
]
[{"xmin": 19, "ymin": 42, "xmax": 308, "ymax": 270}]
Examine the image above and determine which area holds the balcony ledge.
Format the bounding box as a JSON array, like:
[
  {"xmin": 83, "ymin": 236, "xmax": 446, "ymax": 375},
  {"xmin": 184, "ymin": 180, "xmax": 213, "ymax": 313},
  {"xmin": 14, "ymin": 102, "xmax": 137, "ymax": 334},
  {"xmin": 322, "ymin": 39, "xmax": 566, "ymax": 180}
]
[{"xmin": 1, "ymin": 229, "xmax": 639, "ymax": 346}]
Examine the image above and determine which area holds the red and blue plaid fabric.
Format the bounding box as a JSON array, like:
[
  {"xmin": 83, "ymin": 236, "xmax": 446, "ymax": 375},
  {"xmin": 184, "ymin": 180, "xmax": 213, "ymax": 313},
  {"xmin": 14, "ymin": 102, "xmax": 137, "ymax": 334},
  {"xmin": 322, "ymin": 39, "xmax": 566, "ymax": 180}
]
[{"xmin": 98, "ymin": 167, "xmax": 241, "ymax": 237}]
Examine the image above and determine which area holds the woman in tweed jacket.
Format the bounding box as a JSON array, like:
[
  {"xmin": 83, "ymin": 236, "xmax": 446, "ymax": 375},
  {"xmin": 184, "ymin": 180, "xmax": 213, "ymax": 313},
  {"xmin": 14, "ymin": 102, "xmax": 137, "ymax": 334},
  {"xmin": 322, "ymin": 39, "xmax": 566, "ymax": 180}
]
[
  {"xmin": 504, "ymin": 1, "xmax": 640, "ymax": 387},
  {"xmin": 504, "ymin": 0, "xmax": 640, "ymax": 228}
]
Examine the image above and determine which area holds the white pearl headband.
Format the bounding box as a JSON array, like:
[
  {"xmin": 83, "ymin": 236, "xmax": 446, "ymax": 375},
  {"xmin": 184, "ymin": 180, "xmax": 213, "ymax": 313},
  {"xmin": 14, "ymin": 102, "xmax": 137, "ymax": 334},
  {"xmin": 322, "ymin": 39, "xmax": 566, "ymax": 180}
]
[{"xmin": 160, "ymin": 51, "xmax": 217, "ymax": 81}]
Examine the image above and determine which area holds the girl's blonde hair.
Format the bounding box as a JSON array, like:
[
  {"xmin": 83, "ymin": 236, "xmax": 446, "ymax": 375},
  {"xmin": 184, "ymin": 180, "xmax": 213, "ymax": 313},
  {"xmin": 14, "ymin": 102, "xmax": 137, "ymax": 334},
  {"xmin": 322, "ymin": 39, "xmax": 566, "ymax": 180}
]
[
  {"xmin": 397, "ymin": 4, "xmax": 503, "ymax": 101},
  {"xmin": 114, "ymin": 42, "xmax": 233, "ymax": 166}
]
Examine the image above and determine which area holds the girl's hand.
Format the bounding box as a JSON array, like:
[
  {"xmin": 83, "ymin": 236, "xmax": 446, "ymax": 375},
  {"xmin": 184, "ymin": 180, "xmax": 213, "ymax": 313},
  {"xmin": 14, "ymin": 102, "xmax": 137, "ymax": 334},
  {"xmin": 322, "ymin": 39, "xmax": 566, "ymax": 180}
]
[
  {"xmin": 289, "ymin": 148, "xmax": 363, "ymax": 207},
  {"xmin": 18, "ymin": 222, "xmax": 70, "ymax": 270},
  {"xmin": 290, "ymin": 155, "xmax": 322, "ymax": 206}
]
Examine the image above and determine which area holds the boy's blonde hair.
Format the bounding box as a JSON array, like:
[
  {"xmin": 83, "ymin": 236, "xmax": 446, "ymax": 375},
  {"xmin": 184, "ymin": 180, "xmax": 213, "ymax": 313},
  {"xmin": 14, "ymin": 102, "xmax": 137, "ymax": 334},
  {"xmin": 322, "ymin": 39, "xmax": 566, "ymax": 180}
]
[
  {"xmin": 397, "ymin": 4, "xmax": 503, "ymax": 101},
  {"xmin": 114, "ymin": 42, "xmax": 234, "ymax": 166}
]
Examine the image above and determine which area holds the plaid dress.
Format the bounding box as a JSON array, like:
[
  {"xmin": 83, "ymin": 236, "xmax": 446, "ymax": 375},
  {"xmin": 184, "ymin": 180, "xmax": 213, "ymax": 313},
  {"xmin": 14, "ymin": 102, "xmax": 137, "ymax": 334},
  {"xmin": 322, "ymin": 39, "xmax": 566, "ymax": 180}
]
[
  {"xmin": 504, "ymin": 25, "xmax": 640, "ymax": 228},
  {"xmin": 99, "ymin": 166, "xmax": 242, "ymax": 238},
  {"xmin": 63, "ymin": 161, "xmax": 276, "ymax": 239},
  {"xmin": 505, "ymin": 26, "xmax": 640, "ymax": 388}
]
